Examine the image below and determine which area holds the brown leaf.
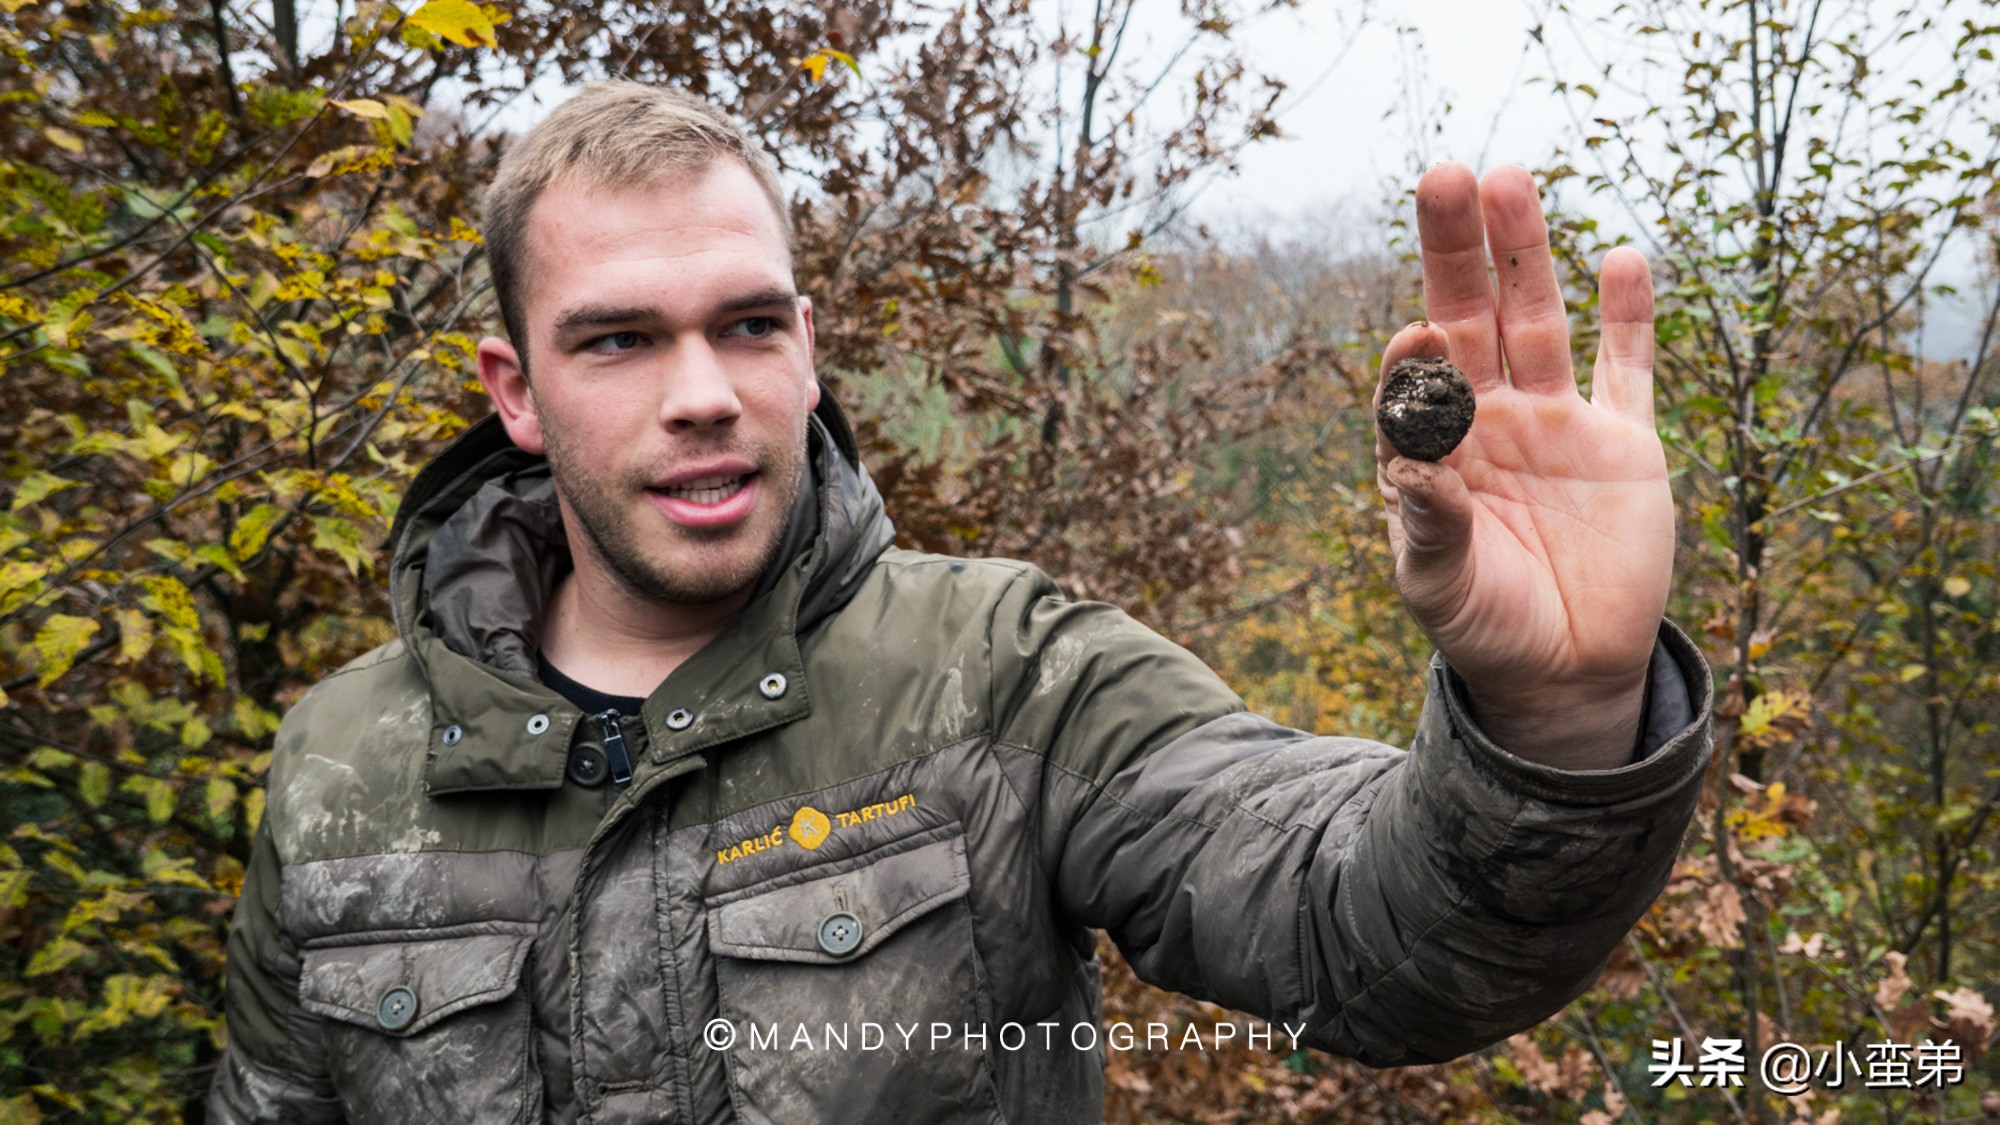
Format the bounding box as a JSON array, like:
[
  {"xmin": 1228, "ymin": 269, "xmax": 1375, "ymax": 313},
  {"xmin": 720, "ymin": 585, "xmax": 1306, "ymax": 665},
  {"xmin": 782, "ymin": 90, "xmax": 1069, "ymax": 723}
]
[
  {"xmin": 1696, "ymin": 883, "xmax": 1748, "ymax": 948},
  {"xmin": 1933, "ymin": 987, "xmax": 1995, "ymax": 1059},
  {"xmin": 1874, "ymin": 950, "xmax": 1912, "ymax": 1010}
]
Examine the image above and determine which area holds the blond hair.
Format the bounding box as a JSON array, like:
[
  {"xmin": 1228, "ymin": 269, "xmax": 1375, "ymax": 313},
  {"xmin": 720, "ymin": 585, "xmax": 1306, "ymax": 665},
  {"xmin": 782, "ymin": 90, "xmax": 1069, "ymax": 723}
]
[{"xmin": 481, "ymin": 81, "xmax": 791, "ymax": 357}]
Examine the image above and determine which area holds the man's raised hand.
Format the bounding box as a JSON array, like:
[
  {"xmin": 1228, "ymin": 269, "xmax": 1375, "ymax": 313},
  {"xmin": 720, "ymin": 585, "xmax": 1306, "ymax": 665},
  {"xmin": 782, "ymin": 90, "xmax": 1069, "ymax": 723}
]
[{"xmin": 1375, "ymin": 162, "xmax": 1674, "ymax": 771}]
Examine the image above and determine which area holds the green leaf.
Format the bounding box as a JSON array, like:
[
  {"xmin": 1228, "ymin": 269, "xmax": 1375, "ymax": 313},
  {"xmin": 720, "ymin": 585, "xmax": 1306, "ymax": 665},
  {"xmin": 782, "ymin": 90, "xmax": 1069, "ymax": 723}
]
[
  {"xmin": 312, "ymin": 516, "xmax": 369, "ymax": 575},
  {"xmin": 195, "ymin": 543, "xmax": 246, "ymax": 582},
  {"xmin": 9, "ymin": 471, "xmax": 80, "ymax": 512},
  {"xmin": 79, "ymin": 762, "xmax": 110, "ymax": 808}
]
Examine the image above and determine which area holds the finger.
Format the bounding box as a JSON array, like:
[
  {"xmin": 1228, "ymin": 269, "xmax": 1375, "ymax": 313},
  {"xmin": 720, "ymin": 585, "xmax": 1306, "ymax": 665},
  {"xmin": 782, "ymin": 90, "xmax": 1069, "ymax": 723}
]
[
  {"xmin": 1416, "ymin": 163, "xmax": 1503, "ymax": 393},
  {"xmin": 1383, "ymin": 456, "xmax": 1475, "ymax": 622},
  {"xmin": 1479, "ymin": 165, "xmax": 1575, "ymax": 396},
  {"xmin": 1373, "ymin": 319, "xmax": 1454, "ymax": 468},
  {"xmin": 1590, "ymin": 246, "xmax": 1656, "ymax": 425}
]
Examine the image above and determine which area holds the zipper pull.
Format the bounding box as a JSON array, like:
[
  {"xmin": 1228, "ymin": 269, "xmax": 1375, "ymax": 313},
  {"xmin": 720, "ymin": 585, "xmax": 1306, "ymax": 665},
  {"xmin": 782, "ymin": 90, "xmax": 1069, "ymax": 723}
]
[{"xmin": 596, "ymin": 710, "xmax": 634, "ymax": 791}]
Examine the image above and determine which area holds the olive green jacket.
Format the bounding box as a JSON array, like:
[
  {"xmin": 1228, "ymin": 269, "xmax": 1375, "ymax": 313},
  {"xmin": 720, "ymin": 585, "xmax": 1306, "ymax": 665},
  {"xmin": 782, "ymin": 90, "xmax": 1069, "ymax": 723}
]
[{"xmin": 210, "ymin": 402, "xmax": 1712, "ymax": 1123}]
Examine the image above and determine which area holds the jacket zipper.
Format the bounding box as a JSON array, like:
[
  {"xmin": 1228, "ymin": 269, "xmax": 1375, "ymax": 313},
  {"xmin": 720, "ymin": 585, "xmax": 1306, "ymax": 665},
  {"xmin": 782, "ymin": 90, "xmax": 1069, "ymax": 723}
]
[{"xmin": 596, "ymin": 710, "xmax": 634, "ymax": 790}]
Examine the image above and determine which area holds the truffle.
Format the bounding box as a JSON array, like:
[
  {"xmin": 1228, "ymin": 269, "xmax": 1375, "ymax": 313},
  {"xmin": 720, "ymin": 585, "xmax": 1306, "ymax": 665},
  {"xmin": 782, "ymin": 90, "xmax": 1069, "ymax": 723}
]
[{"xmin": 1377, "ymin": 357, "xmax": 1475, "ymax": 461}]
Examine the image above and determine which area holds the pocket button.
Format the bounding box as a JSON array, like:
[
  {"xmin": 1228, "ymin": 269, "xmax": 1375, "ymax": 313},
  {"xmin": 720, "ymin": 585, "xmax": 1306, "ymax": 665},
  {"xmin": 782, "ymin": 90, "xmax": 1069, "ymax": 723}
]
[
  {"xmin": 816, "ymin": 911, "xmax": 864, "ymax": 957},
  {"xmin": 376, "ymin": 986, "xmax": 419, "ymax": 1031}
]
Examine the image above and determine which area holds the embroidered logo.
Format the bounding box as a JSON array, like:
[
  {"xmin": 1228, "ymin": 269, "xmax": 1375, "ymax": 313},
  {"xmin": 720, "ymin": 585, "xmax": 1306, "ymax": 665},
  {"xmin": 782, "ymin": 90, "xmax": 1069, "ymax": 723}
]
[
  {"xmin": 788, "ymin": 806, "xmax": 832, "ymax": 850},
  {"xmin": 715, "ymin": 792, "xmax": 921, "ymax": 865}
]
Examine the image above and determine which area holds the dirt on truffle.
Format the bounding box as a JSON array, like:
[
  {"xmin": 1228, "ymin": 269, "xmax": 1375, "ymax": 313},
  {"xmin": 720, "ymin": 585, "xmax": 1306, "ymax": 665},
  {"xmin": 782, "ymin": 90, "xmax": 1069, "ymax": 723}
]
[{"xmin": 1377, "ymin": 357, "xmax": 1476, "ymax": 461}]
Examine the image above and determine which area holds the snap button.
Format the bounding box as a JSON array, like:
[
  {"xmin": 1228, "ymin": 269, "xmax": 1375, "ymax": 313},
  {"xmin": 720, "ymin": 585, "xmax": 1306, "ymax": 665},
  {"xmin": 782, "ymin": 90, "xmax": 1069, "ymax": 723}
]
[
  {"xmin": 666, "ymin": 708, "xmax": 693, "ymax": 731},
  {"xmin": 526, "ymin": 713, "xmax": 550, "ymax": 736},
  {"xmin": 376, "ymin": 986, "xmax": 419, "ymax": 1031},
  {"xmin": 440, "ymin": 725, "xmax": 462, "ymax": 747},
  {"xmin": 817, "ymin": 911, "xmax": 863, "ymax": 957},
  {"xmin": 759, "ymin": 673, "xmax": 787, "ymax": 699},
  {"xmin": 567, "ymin": 744, "xmax": 609, "ymax": 787}
]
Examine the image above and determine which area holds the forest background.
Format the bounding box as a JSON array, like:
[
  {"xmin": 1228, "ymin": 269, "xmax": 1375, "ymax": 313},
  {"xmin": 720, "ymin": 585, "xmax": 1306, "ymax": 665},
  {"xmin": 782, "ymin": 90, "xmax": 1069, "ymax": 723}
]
[{"xmin": 1, "ymin": 0, "xmax": 1997, "ymax": 1121}]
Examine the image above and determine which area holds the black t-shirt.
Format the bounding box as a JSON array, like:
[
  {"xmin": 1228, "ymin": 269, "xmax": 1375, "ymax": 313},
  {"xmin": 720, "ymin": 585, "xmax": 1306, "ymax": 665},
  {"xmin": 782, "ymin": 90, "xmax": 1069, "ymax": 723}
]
[{"xmin": 537, "ymin": 651, "xmax": 646, "ymax": 717}]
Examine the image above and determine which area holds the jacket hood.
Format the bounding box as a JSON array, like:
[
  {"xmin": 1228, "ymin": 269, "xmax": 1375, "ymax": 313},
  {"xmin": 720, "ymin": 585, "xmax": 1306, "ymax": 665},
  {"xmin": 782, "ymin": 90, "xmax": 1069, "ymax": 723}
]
[{"xmin": 380, "ymin": 394, "xmax": 896, "ymax": 794}]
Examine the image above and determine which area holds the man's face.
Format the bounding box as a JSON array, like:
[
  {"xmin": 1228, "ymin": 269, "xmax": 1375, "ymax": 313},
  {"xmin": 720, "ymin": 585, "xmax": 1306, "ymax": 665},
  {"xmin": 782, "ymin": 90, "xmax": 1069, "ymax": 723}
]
[{"xmin": 476, "ymin": 159, "xmax": 820, "ymax": 607}]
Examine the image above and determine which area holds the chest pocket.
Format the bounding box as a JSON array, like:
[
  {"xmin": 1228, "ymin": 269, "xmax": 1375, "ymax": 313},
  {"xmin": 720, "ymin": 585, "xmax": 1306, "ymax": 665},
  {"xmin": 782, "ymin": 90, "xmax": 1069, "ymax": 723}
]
[
  {"xmin": 297, "ymin": 923, "xmax": 540, "ymax": 1125},
  {"xmin": 706, "ymin": 827, "xmax": 1004, "ymax": 1123}
]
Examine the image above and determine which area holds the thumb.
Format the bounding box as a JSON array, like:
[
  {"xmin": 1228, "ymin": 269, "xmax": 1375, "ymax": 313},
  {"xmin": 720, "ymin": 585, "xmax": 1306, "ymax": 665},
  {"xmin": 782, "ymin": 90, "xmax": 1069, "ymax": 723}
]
[{"xmin": 1384, "ymin": 455, "xmax": 1476, "ymax": 611}]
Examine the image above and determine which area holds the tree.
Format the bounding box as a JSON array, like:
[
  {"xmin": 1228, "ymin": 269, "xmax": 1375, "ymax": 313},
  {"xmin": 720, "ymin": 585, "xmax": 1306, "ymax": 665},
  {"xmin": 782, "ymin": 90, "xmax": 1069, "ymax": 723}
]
[{"xmin": 1519, "ymin": 0, "xmax": 2000, "ymax": 1118}]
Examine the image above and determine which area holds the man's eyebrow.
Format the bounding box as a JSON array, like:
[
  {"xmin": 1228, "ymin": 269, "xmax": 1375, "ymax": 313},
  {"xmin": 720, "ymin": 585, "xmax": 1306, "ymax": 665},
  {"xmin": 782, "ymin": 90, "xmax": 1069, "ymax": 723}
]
[
  {"xmin": 716, "ymin": 287, "xmax": 800, "ymax": 315},
  {"xmin": 551, "ymin": 304, "xmax": 661, "ymax": 341}
]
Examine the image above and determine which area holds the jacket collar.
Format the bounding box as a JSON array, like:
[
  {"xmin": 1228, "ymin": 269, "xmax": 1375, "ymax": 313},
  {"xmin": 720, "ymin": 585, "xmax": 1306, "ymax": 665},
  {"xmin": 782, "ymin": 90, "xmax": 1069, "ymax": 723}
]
[{"xmin": 385, "ymin": 397, "xmax": 895, "ymax": 795}]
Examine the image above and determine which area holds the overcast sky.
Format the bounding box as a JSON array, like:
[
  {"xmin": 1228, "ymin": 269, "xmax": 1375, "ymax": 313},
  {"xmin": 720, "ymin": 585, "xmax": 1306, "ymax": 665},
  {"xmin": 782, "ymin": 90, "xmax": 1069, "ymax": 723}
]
[
  {"xmin": 1204, "ymin": 0, "xmax": 1557, "ymax": 217},
  {"xmin": 473, "ymin": 0, "xmax": 1990, "ymax": 359}
]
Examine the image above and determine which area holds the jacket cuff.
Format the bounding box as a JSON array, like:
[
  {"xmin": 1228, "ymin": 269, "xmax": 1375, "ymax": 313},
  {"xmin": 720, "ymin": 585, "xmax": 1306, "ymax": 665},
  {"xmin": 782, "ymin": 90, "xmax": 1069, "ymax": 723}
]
[{"xmin": 1430, "ymin": 619, "xmax": 1713, "ymax": 806}]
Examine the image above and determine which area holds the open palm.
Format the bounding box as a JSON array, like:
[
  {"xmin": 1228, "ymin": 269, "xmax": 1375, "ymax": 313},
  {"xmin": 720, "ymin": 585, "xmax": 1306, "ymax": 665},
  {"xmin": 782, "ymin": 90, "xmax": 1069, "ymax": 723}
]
[{"xmin": 1376, "ymin": 163, "xmax": 1673, "ymax": 769}]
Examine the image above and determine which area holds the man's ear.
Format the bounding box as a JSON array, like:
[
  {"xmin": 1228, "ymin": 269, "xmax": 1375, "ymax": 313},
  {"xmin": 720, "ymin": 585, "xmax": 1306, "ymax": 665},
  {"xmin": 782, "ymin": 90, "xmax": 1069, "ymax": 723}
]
[
  {"xmin": 799, "ymin": 295, "xmax": 821, "ymax": 411},
  {"xmin": 476, "ymin": 335, "xmax": 546, "ymax": 454}
]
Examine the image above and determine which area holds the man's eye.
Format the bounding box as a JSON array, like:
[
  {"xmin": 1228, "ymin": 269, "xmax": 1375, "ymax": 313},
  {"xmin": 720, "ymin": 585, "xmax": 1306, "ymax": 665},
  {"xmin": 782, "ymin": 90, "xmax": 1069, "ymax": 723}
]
[
  {"xmin": 590, "ymin": 331, "xmax": 644, "ymax": 353},
  {"xmin": 731, "ymin": 317, "xmax": 777, "ymax": 339}
]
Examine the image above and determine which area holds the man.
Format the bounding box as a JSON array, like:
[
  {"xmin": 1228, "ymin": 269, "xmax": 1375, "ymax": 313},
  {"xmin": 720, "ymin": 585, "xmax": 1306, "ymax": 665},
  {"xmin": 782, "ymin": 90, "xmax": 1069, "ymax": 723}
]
[{"xmin": 210, "ymin": 82, "xmax": 1710, "ymax": 1123}]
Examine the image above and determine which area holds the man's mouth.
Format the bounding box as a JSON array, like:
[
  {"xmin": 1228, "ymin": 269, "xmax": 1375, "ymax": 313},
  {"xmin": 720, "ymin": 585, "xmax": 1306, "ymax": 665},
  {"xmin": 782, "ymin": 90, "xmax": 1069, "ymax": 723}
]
[{"xmin": 652, "ymin": 474, "xmax": 752, "ymax": 504}]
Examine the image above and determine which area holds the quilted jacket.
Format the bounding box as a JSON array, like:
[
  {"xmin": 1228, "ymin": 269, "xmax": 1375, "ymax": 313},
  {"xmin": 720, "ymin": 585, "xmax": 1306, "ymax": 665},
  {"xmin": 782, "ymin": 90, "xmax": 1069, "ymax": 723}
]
[{"xmin": 210, "ymin": 401, "xmax": 1712, "ymax": 1123}]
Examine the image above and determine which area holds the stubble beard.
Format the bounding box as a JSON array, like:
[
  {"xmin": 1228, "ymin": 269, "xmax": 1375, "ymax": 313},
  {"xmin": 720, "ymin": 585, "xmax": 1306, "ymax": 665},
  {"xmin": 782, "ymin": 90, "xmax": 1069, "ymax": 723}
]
[{"xmin": 542, "ymin": 422, "xmax": 810, "ymax": 608}]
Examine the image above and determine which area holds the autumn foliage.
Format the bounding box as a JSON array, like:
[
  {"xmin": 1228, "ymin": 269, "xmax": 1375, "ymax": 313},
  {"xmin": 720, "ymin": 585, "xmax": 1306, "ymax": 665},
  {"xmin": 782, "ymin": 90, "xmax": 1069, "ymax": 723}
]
[{"xmin": 2, "ymin": 0, "xmax": 1997, "ymax": 1121}]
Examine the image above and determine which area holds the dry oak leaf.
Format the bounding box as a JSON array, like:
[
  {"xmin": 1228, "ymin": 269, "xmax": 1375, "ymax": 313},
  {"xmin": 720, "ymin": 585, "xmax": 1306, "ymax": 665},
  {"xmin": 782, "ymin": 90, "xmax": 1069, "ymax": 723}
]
[{"xmin": 1875, "ymin": 950, "xmax": 1913, "ymax": 1011}]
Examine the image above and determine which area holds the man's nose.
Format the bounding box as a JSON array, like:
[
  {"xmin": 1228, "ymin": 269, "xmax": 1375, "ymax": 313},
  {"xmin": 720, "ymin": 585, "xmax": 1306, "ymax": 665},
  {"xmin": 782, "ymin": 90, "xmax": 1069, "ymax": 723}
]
[{"xmin": 659, "ymin": 338, "xmax": 743, "ymax": 429}]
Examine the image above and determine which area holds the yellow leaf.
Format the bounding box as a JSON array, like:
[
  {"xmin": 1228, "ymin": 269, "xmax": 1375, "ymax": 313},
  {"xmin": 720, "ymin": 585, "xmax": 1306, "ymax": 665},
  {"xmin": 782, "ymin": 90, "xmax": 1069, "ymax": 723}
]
[
  {"xmin": 1898, "ymin": 663, "xmax": 1927, "ymax": 683},
  {"xmin": 31, "ymin": 614, "xmax": 100, "ymax": 686},
  {"xmin": 229, "ymin": 503, "xmax": 284, "ymax": 560},
  {"xmin": 332, "ymin": 97, "xmax": 393, "ymax": 120},
  {"xmin": 1738, "ymin": 687, "xmax": 1809, "ymax": 746},
  {"xmin": 0, "ymin": 869, "xmax": 28, "ymax": 910},
  {"xmin": 245, "ymin": 787, "xmax": 266, "ymax": 835},
  {"xmin": 43, "ymin": 126, "xmax": 84, "ymax": 153},
  {"xmin": 335, "ymin": 98, "xmax": 413, "ymax": 146},
  {"xmin": 205, "ymin": 778, "xmax": 237, "ymax": 822},
  {"xmin": 796, "ymin": 51, "xmax": 831, "ymax": 83},
  {"xmin": 122, "ymin": 775, "xmax": 176, "ymax": 823},
  {"xmin": 25, "ymin": 937, "xmax": 88, "ymax": 978},
  {"xmin": 1942, "ymin": 575, "xmax": 1971, "ymax": 598},
  {"xmin": 399, "ymin": 21, "xmax": 443, "ymax": 49},
  {"xmin": 74, "ymin": 973, "xmax": 176, "ymax": 1038},
  {"xmin": 306, "ymin": 143, "xmax": 394, "ymax": 179},
  {"xmin": 407, "ymin": 0, "xmax": 497, "ymax": 47}
]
